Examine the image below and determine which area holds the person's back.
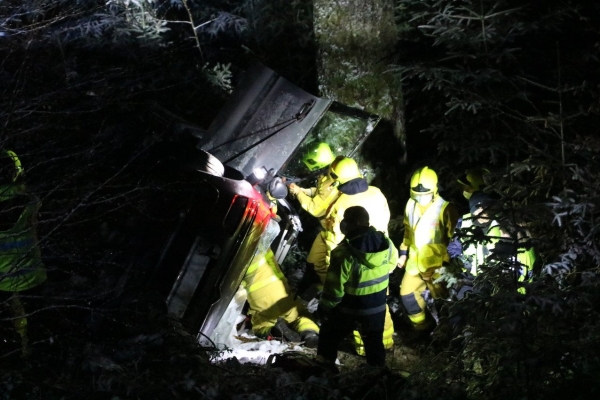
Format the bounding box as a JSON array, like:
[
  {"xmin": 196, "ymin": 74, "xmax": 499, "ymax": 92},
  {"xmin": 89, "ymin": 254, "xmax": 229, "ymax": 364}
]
[
  {"xmin": 324, "ymin": 226, "xmax": 396, "ymax": 314},
  {"xmin": 324, "ymin": 181, "xmax": 390, "ymax": 249},
  {"xmin": 308, "ymin": 157, "xmax": 391, "ymax": 283},
  {"xmin": 317, "ymin": 206, "xmax": 398, "ymax": 367}
]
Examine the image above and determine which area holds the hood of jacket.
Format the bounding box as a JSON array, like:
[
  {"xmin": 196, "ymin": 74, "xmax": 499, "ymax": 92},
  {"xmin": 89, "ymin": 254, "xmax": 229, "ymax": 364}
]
[
  {"xmin": 345, "ymin": 226, "xmax": 392, "ymax": 269},
  {"xmin": 338, "ymin": 177, "xmax": 368, "ymax": 195}
]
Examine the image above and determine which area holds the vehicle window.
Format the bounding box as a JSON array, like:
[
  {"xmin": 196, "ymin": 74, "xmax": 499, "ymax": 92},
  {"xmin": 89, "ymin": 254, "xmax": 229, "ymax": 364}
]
[{"xmin": 279, "ymin": 110, "xmax": 377, "ymax": 179}]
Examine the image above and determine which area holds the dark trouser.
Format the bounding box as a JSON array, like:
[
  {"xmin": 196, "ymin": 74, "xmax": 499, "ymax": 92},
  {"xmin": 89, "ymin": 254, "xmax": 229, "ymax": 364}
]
[
  {"xmin": 317, "ymin": 308, "xmax": 386, "ymax": 367},
  {"xmin": 1, "ymin": 286, "xmax": 45, "ymax": 357}
]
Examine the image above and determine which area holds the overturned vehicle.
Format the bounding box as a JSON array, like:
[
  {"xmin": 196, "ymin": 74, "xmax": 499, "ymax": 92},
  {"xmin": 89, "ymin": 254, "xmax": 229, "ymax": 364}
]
[{"xmin": 152, "ymin": 63, "xmax": 381, "ymax": 348}]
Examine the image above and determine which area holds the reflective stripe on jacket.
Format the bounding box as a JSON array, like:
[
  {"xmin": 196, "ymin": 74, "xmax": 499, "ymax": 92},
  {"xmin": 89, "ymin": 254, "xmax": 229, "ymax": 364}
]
[
  {"xmin": 0, "ymin": 184, "xmax": 46, "ymax": 292},
  {"xmin": 459, "ymin": 215, "xmax": 488, "ymax": 275},
  {"xmin": 404, "ymin": 197, "xmax": 451, "ymax": 275},
  {"xmin": 321, "ymin": 228, "xmax": 398, "ymax": 315},
  {"xmin": 242, "ymin": 249, "xmax": 285, "ymax": 295},
  {"xmin": 460, "ymin": 214, "xmax": 535, "ymax": 281}
]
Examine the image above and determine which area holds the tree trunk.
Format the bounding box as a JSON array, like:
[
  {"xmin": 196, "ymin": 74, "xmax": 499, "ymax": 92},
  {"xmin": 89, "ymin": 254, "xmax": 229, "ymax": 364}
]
[{"xmin": 313, "ymin": 0, "xmax": 405, "ymax": 162}]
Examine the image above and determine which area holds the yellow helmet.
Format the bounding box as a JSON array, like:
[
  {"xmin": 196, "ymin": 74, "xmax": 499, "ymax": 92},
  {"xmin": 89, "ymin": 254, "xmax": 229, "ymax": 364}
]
[
  {"xmin": 457, "ymin": 168, "xmax": 490, "ymax": 194},
  {"xmin": 302, "ymin": 142, "xmax": 335, "ymax": 172},
  {"xmin": 331, "ymin": 157, "xmax": 361, "ymax": 185},
  {"xmin": 410, "ymin": 166, "xmax": 438, "ymax": 198},
  {"xmin": 1, "ymin": 150, "xmax": 24, "ymax": 182}
]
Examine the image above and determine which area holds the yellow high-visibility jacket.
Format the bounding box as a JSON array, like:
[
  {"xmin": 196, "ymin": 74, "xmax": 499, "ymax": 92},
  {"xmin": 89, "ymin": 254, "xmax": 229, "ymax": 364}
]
[
  {"xmin": 296, "ymin": 173, "xmax": 339, "ymax": 220},
  {"xmin": 459, "ymin": 214, "xmax": 536, "ymax": 284},
  {"xmin": 321, "ymin": 179, "xmax": 390, "ymax": 249},
  {"xmin": 401, "ymin": 196, "xmax": 458, "ymax": 275},
  {"xmin": 242, "ymin": 249, "xmax": 318, "ymax": 335},
  {"xmin": 0, "ymin": 184, "xmax": 46, "ymax": 292}
]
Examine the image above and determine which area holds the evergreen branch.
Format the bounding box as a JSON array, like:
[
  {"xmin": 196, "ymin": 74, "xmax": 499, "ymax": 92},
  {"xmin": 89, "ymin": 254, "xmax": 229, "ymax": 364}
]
[{"xmin": 181, "ymin": 0, "xmax": 203, "ymax": 58}]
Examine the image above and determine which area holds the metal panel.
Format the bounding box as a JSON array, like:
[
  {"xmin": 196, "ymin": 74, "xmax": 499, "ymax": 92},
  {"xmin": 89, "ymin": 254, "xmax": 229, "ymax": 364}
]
[{"xmin": 199, "ymin": 63, "xmax": 332, "ymax": 178}]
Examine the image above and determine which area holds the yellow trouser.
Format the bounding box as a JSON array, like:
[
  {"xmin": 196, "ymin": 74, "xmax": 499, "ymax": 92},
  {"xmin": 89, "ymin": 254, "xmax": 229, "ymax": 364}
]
[
  {"xmin": 306, "ymin": 233, "xmax": 332, "ymax": 284},
  {"xmin": 353, "ymin": 305, "xmax": 394, "ymax": 355},
  {"xmin": 400, "ymin": 269, "xmax": 447, "ymax": 329},
  {"xmin": 249, "ymin": 279, "xmax": 319, "ymax": 336}
]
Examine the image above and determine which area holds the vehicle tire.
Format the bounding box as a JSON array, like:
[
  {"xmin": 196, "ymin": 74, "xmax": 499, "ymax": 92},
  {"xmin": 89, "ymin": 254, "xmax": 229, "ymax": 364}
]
[{"xmin": 195, "ymin": 150, "xmax": 225, "ymax": 177}]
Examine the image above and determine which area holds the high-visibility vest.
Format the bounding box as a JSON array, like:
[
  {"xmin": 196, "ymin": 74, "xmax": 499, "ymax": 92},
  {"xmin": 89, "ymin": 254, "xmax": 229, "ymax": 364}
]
[
  {"xmin": 321, "ymin": 234, "xmax": 397, "ymax": 315},
  {"xmin": 405, "ymin": 197, "xmax": 450, "ymax": 275},
  {"xmin": 460, "ymin": 214, "xmax": 535, "ymax": 282},
  {"xmin": 0, "ymin": 184, "xmax": 46, "ymax": 292},
  {"xmin": 460, "ymin": 214, "xmax": 491, "ymax": 275}
]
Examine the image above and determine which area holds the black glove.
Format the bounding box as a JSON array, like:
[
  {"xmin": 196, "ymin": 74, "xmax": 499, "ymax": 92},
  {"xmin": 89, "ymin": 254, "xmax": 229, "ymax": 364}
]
[{"xmin": 492, "ymin": 241, "xmax": 517, "ymax": 258}]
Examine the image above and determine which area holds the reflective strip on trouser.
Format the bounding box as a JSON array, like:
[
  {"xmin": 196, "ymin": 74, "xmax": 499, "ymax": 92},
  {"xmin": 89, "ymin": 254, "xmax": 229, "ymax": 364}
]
[
  {"xmin": 400, "ymin": 270, "xmax": 446, "ymax": 327},
  {"xmin": 354, "ymin": 305, "xmax": 394, "ymax": 355},
  {"xmin": 246, "ymin": 274, "xmax": 280, "ymax": 294},
  {"xmin": 250, "ymin": 280, "xmax": 319, "ymax": 336},
  {"xmin": 307, "ymin": 233, "xmax": 333, "ymax": 284}
]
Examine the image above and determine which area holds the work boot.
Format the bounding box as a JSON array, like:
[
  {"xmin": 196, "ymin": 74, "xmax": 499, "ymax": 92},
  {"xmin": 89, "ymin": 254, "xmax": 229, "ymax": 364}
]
[
  {"xmin": 271, "ymin": 319, "xmax": 301, "ymax": 343},
  {"xmin": 314, "ymin": 355, "xmax": 339, "ymax": 377},
  {"xmin": 301, "ymin": 330, "xmax": 319, "ymax": 349}
]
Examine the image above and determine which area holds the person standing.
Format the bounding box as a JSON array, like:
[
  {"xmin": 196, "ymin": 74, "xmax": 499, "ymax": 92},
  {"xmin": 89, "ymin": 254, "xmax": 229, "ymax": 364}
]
[
  {"xmin": 307, "ymin": 157, "xmax": 395, "ymax": 353},
  {"xmin": 317, "ymin": 206, "xmax": 398, "ymax": 367},
  {"xmin": 310, "ymin": 157, "xmax": 390, "ymax": 284},
  {"xmin": 397, "ymin": 166, "xmax": 459, "ymax": 331},
  {"xmin": 288, "ymin": 142, "xmax": 340, "ymax": 219},
  {"xmin": 287, "ymin": 143, "xmax": 342, "ymax": 294},
  {"xmin": 448, "ymin": 191, "xmax": 536, "ymax": 297},
  {"xmin": 0, "ymin": 150, "xmax": 46, "ymax": 357}
]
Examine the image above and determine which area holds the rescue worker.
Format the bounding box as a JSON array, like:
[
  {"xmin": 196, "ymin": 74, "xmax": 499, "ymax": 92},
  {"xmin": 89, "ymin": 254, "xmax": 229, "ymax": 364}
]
[
  {"xmin": 0, "ymin": 150, "xmax": 46, "ymax": 357},
  {"xmin": 448, "ymin": 191, "xmax": 536, "ymax": 297},
  {"xmin": 398, "ymin": 166, "xmax": 459, "ymax": 331},
  {"xmin": 317, "ymin": 206, "xmax": 398, "ymax": 367},
  {"xmin": 310, "ymin": 157, "xmax": 390, "ymax": 283},
  {"xmin": 457, "ymin": 168, "xmax": 490, "ymax": 200},
  {"xmin": 287, "ymin": 143, "xmax": 341, "ymax": 295},
  {"xmin": 242, "ymin": 248, "xmax": 319, "ymax": 348},
  {"xmin": 309, "ymin": 156, "xmax": 395, "ymax": 355},
  {"xmin": 288, "ymin": 142, "xmax": 340, "ymax": 218}
]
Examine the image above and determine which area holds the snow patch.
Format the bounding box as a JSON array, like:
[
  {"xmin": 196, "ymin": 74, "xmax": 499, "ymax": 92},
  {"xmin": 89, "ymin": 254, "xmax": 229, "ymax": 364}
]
[{"xmin": 212, "ymin": 332, "xmax": 308, "ymax": 365}]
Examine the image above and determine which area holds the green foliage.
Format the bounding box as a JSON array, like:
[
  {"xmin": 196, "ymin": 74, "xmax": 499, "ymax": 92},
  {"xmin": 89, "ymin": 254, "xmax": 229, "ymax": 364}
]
[
  {"xmin": 395, "ymin": 0, "xmax": 600, "ymax": 398},
  {"xmin": 396, "ymin": 0, "xmax": 599, "ymax": 166}
]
